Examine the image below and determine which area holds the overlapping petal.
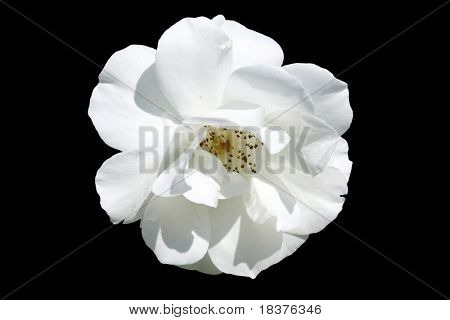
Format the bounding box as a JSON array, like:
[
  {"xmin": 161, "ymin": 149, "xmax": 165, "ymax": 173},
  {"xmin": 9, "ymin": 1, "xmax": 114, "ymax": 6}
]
[
  {"xmin": 222, "ymin": 64, "xmax": 315, "ymax": 115},
  {"xmin": 212, "ymin": 15, "xmax": 284, "ymax": 70},
  {"xmin": 284, "ymin": 63, "xmax": 352, "ymax": 135},
  {"xmin": 245, "ymin": 141, "xmax": 351, "ymax": 235},
  {"xmin": 267, "ymin": 110, "xmax": 340, "ymax": 176},
  {"xmin": 153, "ymin": 129, "xmax": 249, "ymax": 208},
  {"xmin": 156, "ymin": 17, "xmax": 233, "ymax": 119},
  {"xmin": 180, "ymin": 253, "xmax": 222, "ymax": 275},
  {"xmin": 208, "ymin": 198, "xmax": 308, "ymax": 278},
  {"xmin": 328, "ymin": 138, "xmax": 352, "ymax": 181},
  {"xmin": 88, "ymin": 45, "xmax": 177, "ymax": 152},
  {"xmin": 183, "ymin": 101, "xmax": 265, "ymax": 128},
  {"xmin": 142, "ymin": 196, "xmax": 210, "ymax": 265},
  {"xmin": 95, "ymin": 150, "xmax": 157, "ymax": 223}
]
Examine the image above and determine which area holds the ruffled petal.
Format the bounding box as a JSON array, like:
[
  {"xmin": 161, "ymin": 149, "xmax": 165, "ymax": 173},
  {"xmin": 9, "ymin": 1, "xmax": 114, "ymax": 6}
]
[
  {"xmin": 284, "ymin": 63, "xmax": 352, "ymax": 135},
  {"xmin": 95, "ymin": 150, "xmax": 157, "ymax": 223},
  {"xmin": 183, "ymin": 169, "xmax": 221, "ymax": 208},
  {"xmin": 218, "ymin": 172, "xmax": 249, "ymax": 199},
  {"xmin": 89, "ymin": 45, "xmax": 176, "ymax": 152},
  {"xmin": 179, "ymin": 253, "xmax": 222, "ymax": 275},
  {"xmin": 142, "ymin": 196, "xmax": 210, "ymax": 265},
  {"xmin": 246, "ymin": 157, "xmax": 349, "ymax": 235},
  {"xmin": 222, "ymin": 64, "xmax": 314, "ymax": 115},
  {"xmin": 184, "ymin": 150, "xmax": 249, "ymax": 205},
  {"xmin": 267, "ymin": 110, "xmax": 340, "ymax": 176},
  {"xmin": 256, "ymin": 127, "xmax": 290, "ymax": 154},
  {"xmin": 245, "ymin": 135, "xmax": 351, "ymax": 235},
  {"xmin": 152, "ymin": 128, "xmax": 206, "ymax": 197},
  {"xmin": 183, "ymin": 101, "xmax": 264, "ymax": 128},
  {"xmin": 156, "ymin": 17, "xmax": 233, "ymax": 118},
  {"xmin": 212, "ymin": 15, "xmax": 284, "ymax": 70},
  {"xmin": 328, "ymin": 138, "xmax": 352, "ymax": 181},
  {"xmin": 208, "ymin": 198, "xmax": 307, "ymax": 278}
]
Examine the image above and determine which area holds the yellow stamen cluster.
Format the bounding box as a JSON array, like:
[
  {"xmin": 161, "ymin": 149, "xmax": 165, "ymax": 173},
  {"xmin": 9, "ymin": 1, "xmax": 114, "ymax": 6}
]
[{"xmin": 199, "ymin": 126, "xmax": 263, "ymax": 174}]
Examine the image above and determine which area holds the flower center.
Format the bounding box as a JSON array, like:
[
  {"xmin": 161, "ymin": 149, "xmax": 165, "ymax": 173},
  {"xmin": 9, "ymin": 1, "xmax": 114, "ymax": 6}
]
[{"xmin": 199, "ymin": 126, "xmax": 263, "ymax": 174}]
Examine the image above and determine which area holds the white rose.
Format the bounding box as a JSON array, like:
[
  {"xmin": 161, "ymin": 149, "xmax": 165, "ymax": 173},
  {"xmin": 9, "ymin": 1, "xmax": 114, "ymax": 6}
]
[{"xmin": 89, "ymin": 15, "xmax": 352, "ymax": 278}]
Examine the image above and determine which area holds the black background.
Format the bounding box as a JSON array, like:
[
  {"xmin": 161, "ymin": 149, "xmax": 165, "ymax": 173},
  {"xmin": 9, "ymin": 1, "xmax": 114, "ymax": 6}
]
[{"xmin": 1, "ymin": 0, "xmax": 449, "ymax": 299}]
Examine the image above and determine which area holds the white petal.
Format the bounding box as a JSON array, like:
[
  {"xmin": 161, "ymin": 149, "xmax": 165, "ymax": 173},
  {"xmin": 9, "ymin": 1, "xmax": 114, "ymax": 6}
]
[
  {"xmin": 277, "ymin": 167, "xmax": 348, "ymax": 234},
  {"xmin": 88, "ymin": 45, "xmax": 176, "ymax": 152},
  {"xmin": 156, "ymin": 17, "xmax": 232, "ymax": 118},
  {"xmin": 95, "ymin": 151, "xmax": 156, "ymax": 223},
  {"xmin": 183, "ymin": 169, "xmax": 221, "ymax": 208},
  {"xmin": 249, "ymin": 163, "xmax": 348, "ymax": 235},
  {"xmin": 142, "ymin": 196, "xmax": 210, "ymax": 265},
  {"xmin": 213, "ymin": 15, "xmax": 284, "ymax": 70},
  {"xmin": 188, "ymin": 149, "xmax": 228, "ymax": 184},
  {"xmin": 256, "ymin": 127, "xmax": 290, "ymax": 154},
  {"xmin": 244, "ymin": 175, "xmax": 285, "ymax": 225},
  {"xmin": 211, "ymin": 15, "xmax": 226, "ymax": 26},
  {"xmin": 183, "ymin": 150, "xmax": 249, "ymax": 205},
  {"xmin": 328, "ymin": 138, "xmax": 352, "ymax": 181},
  {"xmin": 152, "ymin": 128, "xmax": 206, "ymax": 197},
  {"xmin": 208, "ymin": 198, "xmax": 308, "ymax": 278},
  {"xmin": 179, "ymin": 252, "xmax": 222, "ymax": 275},
  {"xmin": 223, "ymin": 65, "xmax": 314, "ymax": 116},
  {"xmin": 218, "ymin": 172, "xmax": 250, "ymax": 199},
  {"xmin": 134, "ymin": 63, "xmax": 181, "ymax": 119},
  {"xmin": 183, "ymin": 101, "xmax": 264, "ymax": 128},
  {"xmin": 189, "ymin": 149, "xmax": 249, "ymax": 200},
  {"xmin": 267, "ymin": 110, "xmax": 340, "ymax": 175},
  {"xmin": 284, "ymin": 63, "xmax": 353, "ymax": 135},
  {"xmin": 151, "ymin": 168, "xmax": 191, "ymax": 198}
]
